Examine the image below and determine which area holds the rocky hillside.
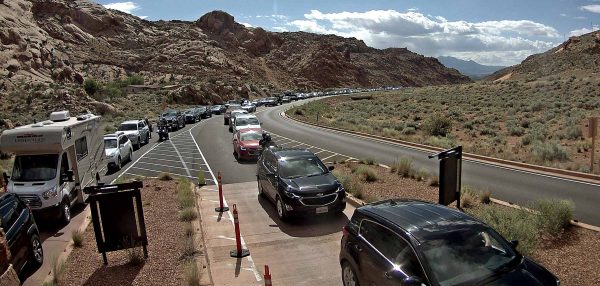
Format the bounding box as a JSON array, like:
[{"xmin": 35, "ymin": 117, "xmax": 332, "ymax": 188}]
[
  {"xmin": 487, "ymin": 31, "xmax": 600, "ymax": 81},
  {"xmin": 0, "ymin": 0, "xmax": 469, "ymax": 125}
]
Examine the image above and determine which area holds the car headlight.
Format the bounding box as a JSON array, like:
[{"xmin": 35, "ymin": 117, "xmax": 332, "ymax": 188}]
[
  {"xmin": 240, "ymin": 146, "xmax": 246, "ymax": 151},
  {"xmin": 42, "ymin": 186, "xmax": 58, "ymax": 200},
  {"xmin": 336, "ymin": 185, "xmax": 345, "ymax": 193},
  {"xmin": 284, "ymin": 186, "xmax": 301, "ymax": 199}
]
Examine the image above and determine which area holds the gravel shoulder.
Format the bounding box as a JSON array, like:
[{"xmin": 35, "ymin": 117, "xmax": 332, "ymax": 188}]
[
  {"xmin": 334, "ymin": 162, "xmax": 600, "ymax": 286},
  {"xmin": 58, "ymin": 179, "xmax": 201, "ymax": 286}
]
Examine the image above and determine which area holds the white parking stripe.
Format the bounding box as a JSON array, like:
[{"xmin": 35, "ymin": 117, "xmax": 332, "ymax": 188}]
[
  {"xmin": 314, "ymin": 150, "xmax": 326, "ymax": 154},
  {"xmin": 143, "ymin": 152, "xmax": 185, "ymax": 159},
  {"xmin": 138, "ymin": 157, "xmax": 203, "ymax": 165},
  {"xmin": 169, "ymin": 140, "xmax": 192, "ymax": 178},
  {"xmin": 289, "ymin": 143, "xmax": 305, "ymax": 148},
  {"xmin": 266, "ymin": 130, "xmax": 358, "ymax": 161},
  {"xmin": 112, "ymin": 141, "xmax": 165, "ymax": 183},
  {"xmin": 126, "ymin": 167, "xmax": 196, "ymax": 180},
  {"xmin": 321, "ymin": 154, "xmax": 337, "ymax": 161},
  {"xmin": 134, "ymin": 161, "xmax": 208, "ymax": 173}
]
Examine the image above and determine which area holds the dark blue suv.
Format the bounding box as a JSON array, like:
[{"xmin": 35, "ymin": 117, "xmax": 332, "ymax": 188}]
[{"xmin": 339, "ymin": 199, "xmax": 559, "ymax": 286}]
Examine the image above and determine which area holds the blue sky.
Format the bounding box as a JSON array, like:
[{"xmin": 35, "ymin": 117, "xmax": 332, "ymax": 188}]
[{"xmin": 97, "ymin": 0, "xmax": 600, "ymax": 66}]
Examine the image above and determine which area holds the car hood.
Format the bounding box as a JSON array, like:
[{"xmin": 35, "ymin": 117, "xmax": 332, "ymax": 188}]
[
  {"xmin": 482, "ymin": 258, "xmax": 557, "ymax": 286},
  {"xmin": 105, "ymin": 148, "xmax": 118, "ymax": 156},
  {"xmin": 120, "ymin": 130, "xmax": 138, "ymax": 136},
  {"xmin": 282, "ymin": 173, "xmax": 339, "ymax": 194},
  {"xmin": 240, "ymin": 140, "xmax": 260, "ymax": 147}
]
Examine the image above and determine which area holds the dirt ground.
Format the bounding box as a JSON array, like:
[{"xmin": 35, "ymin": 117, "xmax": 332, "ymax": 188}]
[
  {"xmin": 334, "ymin": 162, "xmax": 600, "ymax": 286},
  {"xmin": 58, "ymin": 179, "xmax": 196, "ymax": 286}
]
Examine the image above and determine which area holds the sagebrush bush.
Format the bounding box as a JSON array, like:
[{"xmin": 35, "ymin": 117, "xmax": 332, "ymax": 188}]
[
  {"xmin": 423, "ymin": 113, "xmax": 452, "ymax": 136},
  {"xmin": 532, "ymin": 199, "xmax": 574, "ymax": 236},
  {"xmin": 531, "ymin": 141, "xmax": 568, "ymax": 162},
  {"xmin": 72, "ymin": 231, "xmax": 84, "ymax": 248},
  {"xmin": 468, "ymin": 205, "xmax": 538, "ymax": 256},
  {"xmin": 392, "ymin": 157, "xmax": 413, "ymax": 177},
  {"xmin": 355, "ymin": 166, "xmax": 379, "ymax": 182},
  {"xmin": 159, "ymin": 172, "xmax": 173, "ymax": 181},
  {"xmin": 184, "ymin": 259, "xmax": 200, "ymax": 286},
  {"xmin": 179, "ymin": 208, "xmax": 198, "ymax": 222}
]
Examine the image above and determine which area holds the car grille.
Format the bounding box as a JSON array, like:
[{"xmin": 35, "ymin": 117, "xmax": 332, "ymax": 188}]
[
  {"xmin": 300, "ymin": 193, "xmax": 338, "ymax": 206},
  {"xmin": 18, "ymin": 194, "xmax": 42, "ymax": 208}
]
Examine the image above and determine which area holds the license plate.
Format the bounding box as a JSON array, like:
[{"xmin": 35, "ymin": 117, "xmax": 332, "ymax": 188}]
[{"xmin": 315, "ymin": 206, "xmax": 328, "ymax": 214}]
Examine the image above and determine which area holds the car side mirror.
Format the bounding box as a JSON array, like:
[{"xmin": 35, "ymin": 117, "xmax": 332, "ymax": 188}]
[
  {"xmin": 402, "ymin": 276, "xmax": 423, "ymax": 285},
  {"xmin": 66, "ymin": 170, "xmax": 74, "ymax": 182},
  {"xmin": 510, "ymin": 240, "xmax": 519, "ymax": 249},
  {"xmin": 3, "ymin": 172, "xmax": 9, "ymax": 184},
  {"xmin": 260, "ymin": 122, "xmax": 264, "ymax": 126},
  {"xmin": 328, "ymin": 165, "xmax": 335, "ymax": 171}
]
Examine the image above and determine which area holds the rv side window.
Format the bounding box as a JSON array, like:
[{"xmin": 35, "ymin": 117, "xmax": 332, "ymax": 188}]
[{"xmin": 75, "ymin": 137, "xmax": 88, "ymax": 161}]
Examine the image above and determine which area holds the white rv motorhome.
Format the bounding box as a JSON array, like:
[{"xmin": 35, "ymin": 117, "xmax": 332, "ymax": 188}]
[{"xmin": 0, "ymin": 111, "xmax": 105, "ymax": 224}]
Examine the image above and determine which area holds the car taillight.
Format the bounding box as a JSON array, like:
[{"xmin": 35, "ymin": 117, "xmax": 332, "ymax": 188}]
[{"xmin": 342, "ymin": 226, "xmax": 349, "ymax": 237}]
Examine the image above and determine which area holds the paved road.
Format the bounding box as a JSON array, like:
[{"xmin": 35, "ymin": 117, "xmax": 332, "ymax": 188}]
[{"xmin": 256, "ymin": 100, "xmax": 600, "ymax": 226}]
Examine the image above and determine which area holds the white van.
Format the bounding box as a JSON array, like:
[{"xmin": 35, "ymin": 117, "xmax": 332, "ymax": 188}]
[{"xmin": 0, "ymin": 111, "xmax": 105, "ymax": 224}]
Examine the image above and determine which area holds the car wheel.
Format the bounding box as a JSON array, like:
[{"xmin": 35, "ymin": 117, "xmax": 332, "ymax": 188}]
[
  {"xmin": 116, "ymin": 156, "xmax": 122, "ymax": 170},
  {"xmin": 29, "ymin": 234, "xmax": 44, "ymax": 266},
  {"xmin": 136, "ymin": 138, "xmax": 141, "ymax": 150},
  {"xmin": 224, "ymin": 119, "xmax": 228, "ymax": 125},
  {"xmin": 61, "ymin": 199, "xmax": 71, "ymax": 225},
  {"xmin": 276, "ymin": 196, "xmax": 288, "ymax": 221},
  {"xmin": 342, "ymin": 262, "xmax": 360, "ymax": 286},
  {"xmin": 258, "ymin": 179, "xmax": 266, "ymax": 197},
  {"xmin": 129, "ymin": 149, "xmax": 134, "ymax": 162}
]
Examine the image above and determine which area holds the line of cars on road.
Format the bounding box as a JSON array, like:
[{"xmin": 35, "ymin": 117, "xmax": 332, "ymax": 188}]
[{"xmin": 218, "ymin": 97, "xmax": 560, "ymax": 285}]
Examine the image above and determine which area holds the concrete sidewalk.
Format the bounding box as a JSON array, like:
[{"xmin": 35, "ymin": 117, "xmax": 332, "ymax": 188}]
[{"xmin": 198, "ymin": 181, "xmax": 355, "ymax": 286}]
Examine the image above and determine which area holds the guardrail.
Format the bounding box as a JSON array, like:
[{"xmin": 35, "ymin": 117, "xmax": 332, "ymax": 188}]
[{"xmin": 282, "ymin": 104, "xmax": 600, "ymax": 184}]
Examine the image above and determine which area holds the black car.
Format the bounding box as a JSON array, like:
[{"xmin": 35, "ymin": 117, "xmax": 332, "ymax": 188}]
[
  {"xmin": 161, "ymin": 109, "xmax": 185, "ymax": 131},
  {"xmin": 280, "ymin": 96, "xmax": 292, "ymax": 104},
  {"xmin": 257, "ymin": 148, "xmax": 346, "ymax": 221},
  {"xmin": 184, "ymin": 108, "xmax": 201, "ymax": 123},
  {"xmin": 197, "ymin": 106, "xmax": 212, "ymax": 119},
  {"xmin": 339, "ymin": 200, "xmax": 559, "ymax": 286},
  {"xmin": 211, "ymin": 105, "xmax": 226, "ymax": 115},
  {"xmin": 0, "ymin": 193, "xmax": 43, "ymax": 278},
  {"xmin": 262, "ymin": 97, "xmax": 278, "ymax": 107}
]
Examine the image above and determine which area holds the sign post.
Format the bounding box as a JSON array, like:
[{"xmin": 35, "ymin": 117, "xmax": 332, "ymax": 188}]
[
  {"xmin": 581, "ymin": 117, "xmax": 598, "ymax": 173},
  {"xmin": 429, "ymin": 146, "xmax": 463, "ymax": 208}
]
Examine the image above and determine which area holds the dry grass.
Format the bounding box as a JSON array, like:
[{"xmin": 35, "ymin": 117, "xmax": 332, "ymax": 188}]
[
  {"xmin": 291, "ymin": 78, "xmax": 600, "ymax": 174},
  {"xmin": 183, "ymin": 259, "xmax": 200, "ymax": 286},
  {"xmin": 159, "ymin": 172, "xmax": 174, "ymax": 181},
  {"xmin": 71, "ymin": 231, "xmax": 84, "ymax": 248}
]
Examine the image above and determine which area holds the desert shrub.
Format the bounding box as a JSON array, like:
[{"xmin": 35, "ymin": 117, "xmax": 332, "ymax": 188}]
[
  {"xmin": 178, "ymin": 178, "xmax": 195, "ymax": 209},
  {"xmin": 360, "ymin": 158, "xmax": 376, "ymax": 165},
  {"xmin": 479, "ymin": 190, "xmax": 491, "ymax": 204},
  {"xmin": 532, "ymin": 199, "xmax": 574, "ymax": 236},
  {"xmin": 563, "ymin": 125, "xmax": 582, "ymax": 140},
  {"xmin": 391, "ymin": 157, "xmax": 413, "ymax": 177},
  {"xmin": 401, "ymin": 127, "xmax": 416, "ymax": 135},
  {"xmin": 423, "ymin": 113, "xmax": 452, "ymax": 136},
  {"xmin": 179, "ymin": 208, "xmax": 198, "ymax": 222},
  {"xmin": 521, "ymin": 135, "xmax": 532, "ymax": 146},
  {"xmin": 294, "ymin": 109, "xmax": 305, "ymax": 116},
  {"xmin": 468, "ymin": 205, "xmax": 538, "ymax": 255},
  {"xmin": 184, "ymin": 259, "xmax": 200, "ymax": 286},
  {"xmin": 415, "ymin": 167, "xmax": 429, "ymax": 181},
  {"xmin": 197, "ymin": 171, "xmax": 205, "ymax": 185},
  {"xmin": 72, "ymin": 231, "xmax": 84, "ymax": 247},
  {"xmin": 102, "ymin": 86, "xmax": 124, "ymax": 99},
  {"xmin": 184, "ymin": 222, "xmax": 194, "ymax": 237},
  {"xmin": 531, "ymin": 141, "xmax": 568, "ymax": 162},
  {"xmin": 428, "ymin": 176, "xmax": 439, "ymax": 187},
  {"xmin": 425, "ymin": 136, "xmax": 455, "ymax": 149},
  {"xmin": 335, "ymin": 170, "xmax": 365, "ymax": 197},
  {"xmin": 355, "ymin": 166, "xmax": 379, "ymax": 182},
  {"xmin": 460, "ymin": 186, "xmax": 480, "ymax": 209},
  {"xmin": 159, "ymin": 173, "xmax": 173, "ymax": 181},
  {"xmin": 83, "ymin": 78, "xmax": 99, "ymax": 96},
  {"xmin": 181, "ymin": 235, "xmax": 196, "ymax": 258}
]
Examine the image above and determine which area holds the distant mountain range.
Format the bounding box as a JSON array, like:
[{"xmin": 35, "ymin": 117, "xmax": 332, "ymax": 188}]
[{"xmin": 437, "ymin": 56, "xmax": 506, "ymax": 79}]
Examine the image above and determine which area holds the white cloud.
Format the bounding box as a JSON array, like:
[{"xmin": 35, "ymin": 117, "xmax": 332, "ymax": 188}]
[
  {"xmin": 581, "ymin": 4, "xmax": 600, "ymax": 13},
  {"xmin": 286, "ymin": 9, "xmax": 561, "ymax": 65},
  {"xmin": 139, "ymin": 15, "xmax": 148, "ymax": 20},
  {"xmin": 560, "ymin": 13, "xmax": 567, "ymax": 17},
  {"xmin": 569, "ymin": 26, "xmax": 600, "ymax": 37},
  {"xmin": 271, "ymin": 26, "xmax": 288, "ymax": 32},
  {"xmin": 103, "ymin": 2, "xmax": 140, "ymax": 14}
]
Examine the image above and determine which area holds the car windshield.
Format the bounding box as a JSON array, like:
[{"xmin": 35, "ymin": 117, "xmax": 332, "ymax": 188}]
[
  {"xmin": 240, "ymin": 132, "xmax": 263, "ymax": 141},
  {"xmin": 163, "ymin": 110, "xmax": 177, "ymax": 116},
  {"xmin": 118, "ymin": 123, "xmax": 138, "ymax": 131},
  {"xmin": 236, "ymin": 118, "xmax": 260, "ymax": 126},
  {"xmin": 228, "ymin": 104, "xmax": 241, "ymax": 110},
  {"xmin": 11, "ymin": 154, "xmax": 59, "ymax": 182},
  {"xmin": 420, "ymin": 228, "xmax": 517, "ymax": 286},
  {"xmin": 104, "ymin": 139, "xmax": 118, "ymax": 149},
  {"xmin": 197, "ymin": 107, "xmax": 206, "ymax": 111},
  {"xmin": 278, "ymin": 156, "xmax": 328, "ymax": 179},
  {"xmin": 185, "ymin": 109, "xmax": 194, "ymax": 114}
]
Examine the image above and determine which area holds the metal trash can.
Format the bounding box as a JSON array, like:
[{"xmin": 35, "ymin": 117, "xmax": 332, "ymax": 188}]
[{"xmin": 83, "ymin": 180, "xmax": 148, "ymax": 264}]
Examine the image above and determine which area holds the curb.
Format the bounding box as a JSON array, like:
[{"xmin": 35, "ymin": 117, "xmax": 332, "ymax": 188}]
[
  {"xmin": 193, "ymin": 184, "xmax": 214, "ymax": 286},
  {"xmin": 283, "ymin": 105, "xmax": 600, "ymax": 184}
]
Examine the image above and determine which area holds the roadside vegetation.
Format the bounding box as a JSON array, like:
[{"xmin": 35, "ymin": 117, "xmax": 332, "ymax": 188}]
[
  {"xmin": 333, "ymin": 159, "xmax": 596, "ymax": 285},
  {"xmin": 291, "ymin": 77, "xmax": 600, "ymax": 174}
]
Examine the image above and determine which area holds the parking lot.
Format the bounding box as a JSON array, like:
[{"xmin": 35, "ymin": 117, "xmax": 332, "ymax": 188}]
[
  {"xmin": 267, "ymin": 131, "xmax": 357, "ymax": 164},
  {"xmin": 117, "ymin": 123, "xmax": 215, "ymax": 185}
]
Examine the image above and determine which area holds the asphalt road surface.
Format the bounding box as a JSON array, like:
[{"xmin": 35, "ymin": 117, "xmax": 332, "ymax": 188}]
[{"xmin": 256, "ymin": 100, "xmax": 600, "ymax": 226}]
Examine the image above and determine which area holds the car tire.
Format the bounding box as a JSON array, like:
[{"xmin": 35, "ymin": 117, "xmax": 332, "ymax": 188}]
[
  {"xmin": 129, "ymin": 149, "xmax": 134, "ymax": 162},
  {"xmin": 60, "ymin": 199, "xmax": 71, "ymax": 225},
  {"xmin": 136, "ymin": 138, "xmax": 141, "ymax": 150},
  {"xmin": 29, "ymin": 234, "xmax": 44, "ymax": 266},
  {"xmin": 258, "ymin": 179, "xmax": 266, "ymax": 198},
  {"xmin": 276, "ymin": 196, "xmax": 289, "ymax": 222},
  {"xmin": 224, "ymin": 119, "xmax": 228, "ymax": 125},
  {"xmin": 342, "ymin": 261, "xmax": 360, "ymax": 286},
  {"xmin": 116, "ymin": 156, "xmax": 122, "ymax": 170}
]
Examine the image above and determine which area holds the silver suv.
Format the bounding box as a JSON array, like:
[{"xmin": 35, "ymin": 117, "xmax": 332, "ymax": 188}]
[
  {"xmin": 104, "ymin": 132, "xmax": 133, "ymax": 170},
  {"xmin": 117, "ymin": 120, "xmax": 151, "ymax": 150}
]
